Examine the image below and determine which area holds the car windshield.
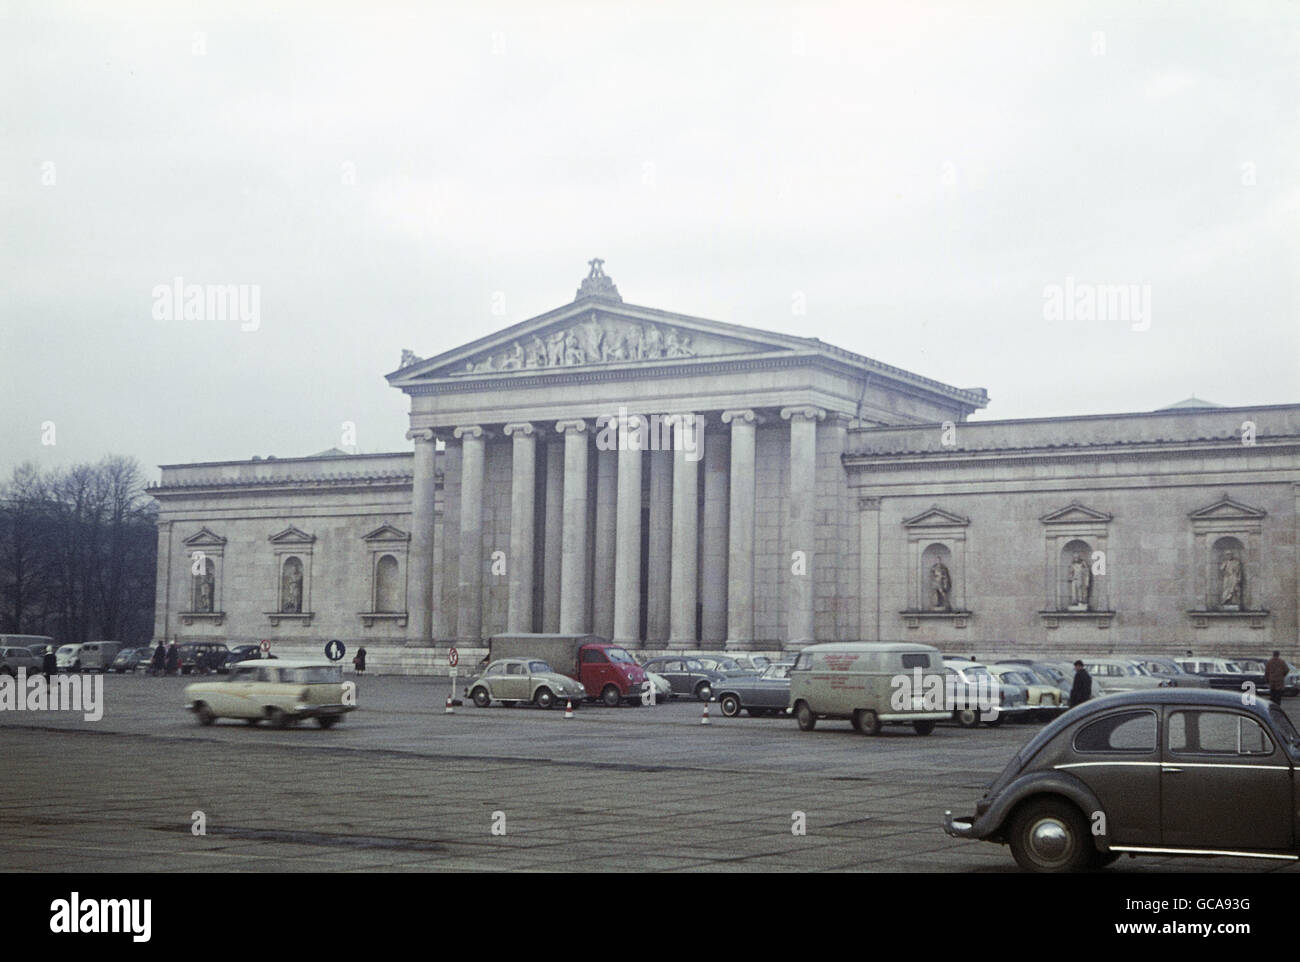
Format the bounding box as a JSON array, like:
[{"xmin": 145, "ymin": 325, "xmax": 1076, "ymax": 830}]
[
  {"xmin": 528, "ymin": 661, "xmax": 553, "ymax": 673},
  {"xmin": 606, "ymin": 647, "xmax": 635, "ymax": 664},
  {"xmin": 1221, "ymin": 663, "xmax": 1242, "ymax": 673},
  {"xmin": 1268, "ymin": 705, "xmax": 1300, "ymax": 750},
  {"xmin": 762, "ymin": 664, "xmax": 792, "ymax": 680}
]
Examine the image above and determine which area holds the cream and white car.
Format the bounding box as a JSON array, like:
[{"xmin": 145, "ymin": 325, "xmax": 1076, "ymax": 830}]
[{"xmin": 185, "ymin": 658, "xmax": 355, "ymax": 728}]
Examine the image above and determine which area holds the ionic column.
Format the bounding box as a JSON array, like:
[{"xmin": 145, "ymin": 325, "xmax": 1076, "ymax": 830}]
[
  {"xmin": 557, "ymin": 419, "xmax": 590, "ymax": 634},
  {"xmin": 782, "ymin": 406, "xmax": 825, "ymax": 645},
  {"xmin": 722, "ymin": 409, "xmax": 762, "ymax": 648},
  {"xmin": 504, "ymin": 422, "xmax": 540, "ymax": 633},
  {"xmin": 613, "ymin": 412, "xmax": 644, "ymax": 645},
  {"xmin": 668, "ymin": 415, "xmax": 702, "ymax": 647},
  {"xmin": 406, "ymin": 427, "xmax": 437, "ymax": 645},
  {"xmin": 454, "ymin": 425, "xmax": 489, "ymax": 643},
  {"xmin": 700, "ymin": 425, "xmax": 730, "ymax": 643},
  {"xmin": 592, "ymin": 445, "xmax": 618, "ymax": 639},
  {"xmin": 646, "ymin": 450, "xmax": 672, "ymax": 642},
  {"xmin": 542, "ymin": 439, "xmax": 564, "ymax": 632}
]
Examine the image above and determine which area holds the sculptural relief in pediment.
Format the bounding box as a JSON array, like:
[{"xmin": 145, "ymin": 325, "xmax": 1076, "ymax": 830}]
[{"xmin": 459, "ymin": 317, "xmax": 698, "ymax": 374}]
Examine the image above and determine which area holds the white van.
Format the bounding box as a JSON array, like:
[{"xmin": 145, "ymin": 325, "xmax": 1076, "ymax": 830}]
[
  {"xmin": 789, "ymin": 641, "xmax": 951, "ymax": 735},
  {"xmin": 55, "ymin": 641, "xmax": 123, "ymax": 672}
]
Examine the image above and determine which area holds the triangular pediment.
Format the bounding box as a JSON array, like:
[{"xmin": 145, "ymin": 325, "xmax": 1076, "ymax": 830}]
[
  {"xmin": 268, "ymin": 525, "xmax": 316, "ymax": 545},
  {"xmin": 388, "ymin": 301, "xmax": 810, "ymax": 385},
  {"xmin": 182, "ymin": 526, "xmax": 226, "ymax": 547},
  {"xmin": 902, "ymin": 505, "xmax": 970, "ymax": 528},
  {"xmin": 1189, "ymin": 494, "xmax": 1266, "ymax": 521},
  {"xmin": 362, "ymin": 523, "xmax": 410, "ymax": 543},
  {"xmin": 1040, "ymin": 502, "xmax": 1113, "ymax": 525}
]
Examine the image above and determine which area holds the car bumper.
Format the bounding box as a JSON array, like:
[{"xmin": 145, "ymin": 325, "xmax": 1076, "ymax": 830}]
[
  {"xmin": 291, "ymin": 704, "xmax": 356, "ymax": 719},
  {"xmin": 878, "ymin": 711, "xmax": 952, "ymax": 723},
  {"xmin": 944, "ymin": 811, "xmax": 978, "ymax": 838}
]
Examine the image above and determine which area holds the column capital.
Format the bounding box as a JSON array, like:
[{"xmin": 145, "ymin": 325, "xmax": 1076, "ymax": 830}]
[
  {"xmin": 780, "ymin": 406, "xmax": 827, "ymax": 423},
  {"xmin": 858, "ymin": 496, "xmax": 882, "ymax": 512},
  {"xmin": 405, "ymin": 427, "xmax": 436, "ymax": 443},
  {"xmin": 555, "ymin": 419, "xmax": 589, "ymax": 435},
  {"xmin": 721, "ymin": 409, "xmax": 765, "ymax": 426},
  {"xmin": 503, "ymin": 422, "xmax": 543, "ymax": 438},
  {"xmin": 453, "ymin": 425, "xmax": 493, "ymax": 441}
]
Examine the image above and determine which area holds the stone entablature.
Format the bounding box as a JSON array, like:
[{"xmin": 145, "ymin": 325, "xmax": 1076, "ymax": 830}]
[{"xmin": 152, "ymin": 451, "xmax": 416, "ymax": 492}]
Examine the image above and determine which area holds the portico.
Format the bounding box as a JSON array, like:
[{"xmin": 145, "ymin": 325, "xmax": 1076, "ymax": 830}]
[{"xmin": 386, "ymin": 262, "xmax": 985, "ymax": 649}]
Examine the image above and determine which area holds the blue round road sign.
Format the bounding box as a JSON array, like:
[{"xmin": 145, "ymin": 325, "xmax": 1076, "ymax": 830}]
[{"xmin": 325, "ymin": 639, "xmax": 346, "ymax": 662}]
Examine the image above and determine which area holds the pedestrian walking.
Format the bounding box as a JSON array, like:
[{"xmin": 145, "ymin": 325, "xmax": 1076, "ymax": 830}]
[
  {"xmin": 1265, "ymin": 650, "xmax": 1288, "ymax": 706},
  {"xmin": 352, "ymin": 647, "xmax": 367, "ymax": 673},
  {"xmin": 164, "ymin": 642, "xmax": 179, "ymax": 675},
  {"xmin": 151, "ymin": 641, "xmax": 166, "ymax": 676},
  {"xmin": 42, "ymin": 646, "xmax": 56, "ymax": 678},
  {"xmin": 1070, "ymin": 659, "xmax": 1092, "ymax": 706}
]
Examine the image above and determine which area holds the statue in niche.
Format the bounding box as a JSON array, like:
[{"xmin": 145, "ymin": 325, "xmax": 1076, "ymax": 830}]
[
  {"xmin": 282, "ymin": 562, "xmax": 303, "ymax": 613},
  {"xmin": 524, "ymin": 335, "xmax": 547, "ymax": 368},
  {"xmin": 546, "ymin": 329, "xmax": 566, "ymax": 367},
  {"xmin": 1067, "ymin": 553, "xmax": 1092, "ymax": 609},
  {"xmin": 929, "ymin": 561, "xmax": 952, "ymax": 611},
  {"xmin": 1219, "ymin": 551, "xmax": 1244, "ymax": 608},
  {"xmin": 194, "ymin": 568, "xmax": 214, "ymax": 613}
]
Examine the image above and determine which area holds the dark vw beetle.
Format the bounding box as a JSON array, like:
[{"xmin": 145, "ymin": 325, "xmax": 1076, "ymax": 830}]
[{"xmin": 944, "ymin": 689, "xmax": 1300, "ymax": 872}]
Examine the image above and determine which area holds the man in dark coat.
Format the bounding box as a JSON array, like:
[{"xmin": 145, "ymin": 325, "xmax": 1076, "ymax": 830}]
[
  {"xmin": 151, "ymin": 642, "xmax": 166, "ymax": 676},
  {"xmin": 1265, "ymin": 650, "xmax": 1289, "ymax": 706},
  {"xmin": 42, "ymin": 646, "xmax": 57, "ymax": 677},
  {"xmin": 164, "ymin": 642, "xmax": 179, "ymax": 675},
  {"xmin": 1070, "ymin": 660, "xmax": 1092, "ymax": 707}
]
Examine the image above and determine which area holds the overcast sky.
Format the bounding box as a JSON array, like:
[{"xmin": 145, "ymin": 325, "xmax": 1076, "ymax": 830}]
[{"xmin": 3, "ymin": 0, "xmax": 1297, "ymax": 482}]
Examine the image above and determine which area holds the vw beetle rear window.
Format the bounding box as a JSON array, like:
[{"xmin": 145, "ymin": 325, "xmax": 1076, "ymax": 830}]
[{"xmin": 1073, "ymin": 710, "xmax": 1157, "ymax": 753}]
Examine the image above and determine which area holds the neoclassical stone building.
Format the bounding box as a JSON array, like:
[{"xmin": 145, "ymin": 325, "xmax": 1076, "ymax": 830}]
[{"xmin": 152, "ymin": 263, "xmax": 1300, "ymax": 665}]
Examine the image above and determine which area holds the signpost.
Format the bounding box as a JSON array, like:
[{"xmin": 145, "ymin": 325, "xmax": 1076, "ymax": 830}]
[
  {"xmin": 448, "ymin": 647, "xmax": 462, "ymax": 707},
  {"xmin": 259, "ymin": 639, "xmax": 270, "ymax": 658},
  {"xmin": 325, "ymin": 639, "xmax": 346, "ymax": 662}
]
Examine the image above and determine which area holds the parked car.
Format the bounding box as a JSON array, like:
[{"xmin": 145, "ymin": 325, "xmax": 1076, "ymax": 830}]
[
  {"xmin": 1081, "ymin": 657, "xmax": 1171, "ymax": 694},
  {"xmin": 486, "ymin": 634, "xmax": 647, "ymax": 707},
  {"xmin": 0, "ymin": 635, "xmax": 56, "ymax": 660},
  {"xmin": 695, "ymin": 655, "xmax": 758, "ymax": 678},
  {"xmin": 176, "ymin": 642, "xmax": 230, "ymax": 675},
  {"xmin": 464, "ymin": 658, "xmax": 589, "ymax": 709},
  {"xmin": 1129, "ymin": 655, "xmax": 1212, "ymax": 688},
  {"xmin": 791, "ymin": 642, "xmax": 952, "ymax": 735},
  {"xmin": 944, "ymin": 659, "xmax": 1028, "ymax": 727},
  {"xmin": 0, "ymin": 646, "xmax": 43, "ymax": 676},
  {"xmin": 996, "ymin": 659, "xmax": 1073, "ymax": 703},
  {"xmin": 641, "ymin": 656, "xmax": 727, "ymax": 702},
  {"xmin": 726, "ymin": 654, "xmax": 772, "ymax": 673},
  {"xmin": 713, "ymin": 661, "xmax": 795, "ymax": 717},
  {"xmin": 643, "ymin": 671, "xmax": 672, "ymax": 705},
  {"xmin": 109, "ymin": 647, "xmax": 151, "ymax": 673},
  {"xmin": 945, "ymin": 689, "xmax": 1300, "ymax": 871},
  {"xmin": 989, "ymin": 664, "xmax": 1062, "ymax": 721},
  {"xmin": 184, "ymin": 659, "xmax": 355, "ymax": 728},
  {"xmin": 55, "ymin": 641, "xmax": 122, "ymax": 672},
  {"xmin": 224, "ymin": 645, "xmax": 273, "ymax": 671},
  {"xmin": 1176, "ymin": 656, "xmax": 1253, "ymax": 692},
  {"xmin": 1232, "ymin": 658, "xmax": 1278, "ymax": 693}
]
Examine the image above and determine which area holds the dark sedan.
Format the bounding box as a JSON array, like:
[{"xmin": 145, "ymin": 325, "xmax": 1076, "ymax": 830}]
[
  {"xmin": 640, "ymin": 657, "xmax": 727, "ymax": 701},
  {"xmin": 109, "ymin": 647, "xmax": 151, "ymax": 673},
  {"xmin": 713, "ymin": 661, "xmax": 795, "ymax": 717},
  {"xmin": 944, "ymin": 689, "xmax": 1300, "ymax": 872}
]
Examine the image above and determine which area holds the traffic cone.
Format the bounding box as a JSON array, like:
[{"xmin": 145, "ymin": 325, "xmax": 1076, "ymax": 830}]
[
  {"xmin": 445, "ymin": 696, "xmax": 454, "ymax": 714},
  {"xmin": 700, "ymin": 704, "xmax": 710, "ymax": 726},
  {"xmin": 564, "ymin": 700, "xmax": 574, "ymax": 719}
]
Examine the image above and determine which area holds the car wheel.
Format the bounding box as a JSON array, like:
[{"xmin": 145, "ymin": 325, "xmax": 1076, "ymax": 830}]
[
  {"xmin": 1008, "ymin": 799, "xmax": 1094, "ymax": 873},
  {"xmin": 601, "ymin": 685, "xmax": 621, "ymax": 708},
  {"xmin": 471, "ymin": 687, "xmax": 491, "ymax": 708},
  {"xmin": 266, "ymin": 707, "xmax": 290, "ymax": 730},
  {"xmin": 534, "ymin": 687, "xmax": 555, "ymax": 710},
  {"xmin": 956, "ymin": 708, "xmax": 981, "ymax": 729},
  {"xmin": 720, "ymin": 694, "xmax": 741, "ymax": 717},
  {"xmin": 795, "ymin": 701, "xmax": 817, "ymax": 731},
  {"xmin": 317, "ymin": 715, "xmax": 339, "ymax": 729},
  {"xmin": 195, "ymin": 703, "xmax": 215, "ymax": 726},
  {"xmin": 852, "ymin": 709, "xmax": 881, "ymax": 735},
  {"xmin": 694, "ymin": 682, "xmax": 712, "ymax": 702},
  {"xmin": 912, "ymin": 720, "xmax": 936, "ymax": 735}
]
